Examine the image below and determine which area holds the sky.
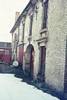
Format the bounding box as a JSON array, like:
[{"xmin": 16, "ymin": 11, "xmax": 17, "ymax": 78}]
[{"xmin": 0, "ymin": 0, "xmax": 29, "ymax": 42}]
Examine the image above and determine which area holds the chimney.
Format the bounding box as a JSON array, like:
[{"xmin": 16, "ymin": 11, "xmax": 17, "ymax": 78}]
[{"xmin": 15, "ymin": 12, "xmax": 20, "ymax": 22}]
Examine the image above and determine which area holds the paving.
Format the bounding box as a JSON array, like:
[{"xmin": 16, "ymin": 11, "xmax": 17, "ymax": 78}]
[{"xmin": 0, "ymin": 62, "xmax": 64, "ymax": 100}]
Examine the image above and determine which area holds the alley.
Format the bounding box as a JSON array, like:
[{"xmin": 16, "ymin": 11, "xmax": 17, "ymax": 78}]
[{"xmin": 0, "ymin": 74, "xmax": 59, "ymax": 100}]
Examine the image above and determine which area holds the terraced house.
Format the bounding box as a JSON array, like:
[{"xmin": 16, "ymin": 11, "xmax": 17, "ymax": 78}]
[{"xmin": 10, "ymin": 0, "xmax": 67, "ymax": 98}]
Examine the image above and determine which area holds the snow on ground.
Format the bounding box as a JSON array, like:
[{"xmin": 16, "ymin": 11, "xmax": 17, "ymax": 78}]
[{"xmin": 0, "ymin": 74, "xmax": 60, "ymax": 100}]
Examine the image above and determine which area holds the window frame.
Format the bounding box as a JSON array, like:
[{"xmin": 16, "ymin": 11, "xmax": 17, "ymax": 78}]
[{"xmin": 42, "ymin": 0, "xmax": 48, "ymax": 29}]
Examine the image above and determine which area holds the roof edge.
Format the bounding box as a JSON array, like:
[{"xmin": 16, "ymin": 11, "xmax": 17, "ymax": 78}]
[{"xmin": 10, "ymin": 0, "xmax": 31, "ymax": 33}]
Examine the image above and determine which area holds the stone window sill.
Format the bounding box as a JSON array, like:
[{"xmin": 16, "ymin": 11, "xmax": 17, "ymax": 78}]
[{"xmin": 40, "ymin": 28, "xmax": 47, "ymax": 35}]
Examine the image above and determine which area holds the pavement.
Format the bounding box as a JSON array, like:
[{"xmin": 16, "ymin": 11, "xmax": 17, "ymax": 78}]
[
  {"xmin": 0, "ymin": 62, "xmax": 64, "ymax": 100},
  {"xmin": 0, "ymin": 74, "xmax": 59, "ymax": 100}
]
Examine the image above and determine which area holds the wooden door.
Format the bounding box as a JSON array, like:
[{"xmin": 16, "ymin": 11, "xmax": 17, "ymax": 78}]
[
  {"xmin": 37, "ymin": 46, "xmax": 46, "ymax": 82},
  {"xmin": 30, "ymin": 47, "xmax": 34, "ymax": 79},
  {"xmin": 40, "ymin": 46, "xmax": 46, "ymax": 81}
]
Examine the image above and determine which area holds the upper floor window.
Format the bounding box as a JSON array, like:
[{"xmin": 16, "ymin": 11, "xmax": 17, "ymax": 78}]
[
  {"xmin": 15, "ymin": 33, "xmax": 17, "ymax": 42},
  {"xmin": 42, "ymin": 0, "xmax": 48, "ymax": 29},
  {"xmin": 28, "ymin": 8, "xmax": 34, "ymax": 36},
  {"xmin": 22, "ymin": 17, "xmax": 25, "ymax": 41},
  {"xmin": 29, "ymin": 15, "xmax": 33, "ymax": 36}
]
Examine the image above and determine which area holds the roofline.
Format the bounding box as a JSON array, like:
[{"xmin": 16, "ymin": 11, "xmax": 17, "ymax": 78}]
[
  {"xmin": 10, "ymin": 1, "xmax": 32, "ymax": 33},
  {"xmin": 0, "ymin": 41, "xmax": 11, "ymax": 43}
]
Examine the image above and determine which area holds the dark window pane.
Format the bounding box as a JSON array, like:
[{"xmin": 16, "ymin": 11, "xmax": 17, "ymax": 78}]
[
  {"xmin": 29, "ymin": 15, "xmax": 33, "ymax": 36},
  {"xmin": 42, "ymin": 0, "xmax": 48, "ymax": 29}
]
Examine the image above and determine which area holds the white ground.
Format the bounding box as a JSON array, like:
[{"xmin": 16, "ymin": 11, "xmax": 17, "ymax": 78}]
[{"xmin": 0, "ymin": 74, "xmax": 60, "ymax": 100}]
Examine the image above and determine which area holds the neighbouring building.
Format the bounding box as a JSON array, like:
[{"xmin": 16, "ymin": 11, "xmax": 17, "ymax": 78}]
[
  {"xmin": 10, "ymin": 0, "xmax": 67, "ymax": 98},
  {"xmin": 0, "ymin": 42, "xmax": 12, "ymax": 64}
]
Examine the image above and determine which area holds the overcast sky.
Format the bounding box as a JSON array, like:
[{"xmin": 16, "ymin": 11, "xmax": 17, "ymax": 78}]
[{"xmin": 0, "ymin": 0, "xmax": 29, "ymax": 42}]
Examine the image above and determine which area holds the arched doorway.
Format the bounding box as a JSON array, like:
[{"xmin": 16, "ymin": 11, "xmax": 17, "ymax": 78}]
[{"xmin": 25, "ymin": 44, "xmax": 34, "ymax": 79}]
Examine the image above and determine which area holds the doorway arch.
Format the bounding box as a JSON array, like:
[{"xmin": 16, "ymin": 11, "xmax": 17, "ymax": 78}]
[{"xmin": 25, "ymin": 44, "xmax": 34, "ymax": 79}]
